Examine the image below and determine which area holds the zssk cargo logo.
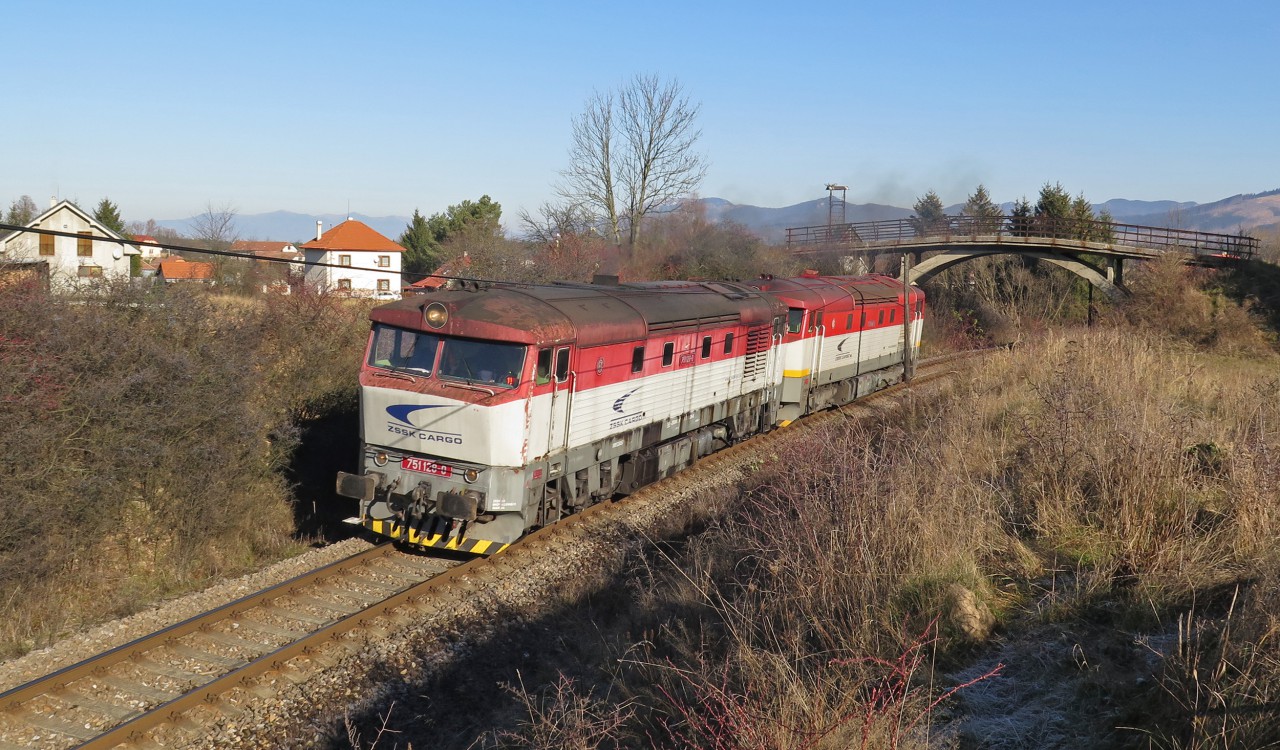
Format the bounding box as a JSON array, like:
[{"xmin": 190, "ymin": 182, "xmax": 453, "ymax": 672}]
[
  {"xmin": 834, "ymin": 336, "xmax": 854, "ymax": 362},
  {"xmin": 609, "ymin": 387, "xmax": 646, "ymax": 429},
  {"xmin": 385, "ymin": 404, "xmax": 463, "ymax": 445}
]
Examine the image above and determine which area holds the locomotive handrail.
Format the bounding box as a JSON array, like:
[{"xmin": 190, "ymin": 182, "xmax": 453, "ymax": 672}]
[{"xmin": 785, "ymin": 214, "xmax": 1260, "ymax": 259}]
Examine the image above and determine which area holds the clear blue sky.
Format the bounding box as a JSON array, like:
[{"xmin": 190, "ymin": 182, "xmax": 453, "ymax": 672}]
[{"xmin": 3, "ymin": 0, "xmax": 1276, "ymax": 227}]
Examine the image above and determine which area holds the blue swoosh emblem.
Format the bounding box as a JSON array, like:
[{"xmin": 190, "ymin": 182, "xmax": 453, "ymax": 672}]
[
  {"xmin": 387, "ymin": 404, "xmax": 447, "ymax": 426},
  {"xmin": 613, "ymin": 387, "xmax": 641, "ymax": 414}
]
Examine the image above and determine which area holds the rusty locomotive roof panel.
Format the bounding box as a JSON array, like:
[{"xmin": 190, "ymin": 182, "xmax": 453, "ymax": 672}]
[
  {"xmin": 743, "ymin": 274, "xmax": 920, "ymax": 308},
  {"xmin": 373, "ymin": 279, "xmax": 784, "ymax": 348}
]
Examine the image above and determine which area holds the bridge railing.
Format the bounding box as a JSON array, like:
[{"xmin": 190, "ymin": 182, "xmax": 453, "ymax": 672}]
[{"xmin": 786, "ymin": 216, "xmax": 1259, "ymax": 259}]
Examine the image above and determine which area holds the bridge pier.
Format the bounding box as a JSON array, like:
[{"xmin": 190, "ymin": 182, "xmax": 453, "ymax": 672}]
[{"xmin": 1107, "ymin": 257, "xmax": 1124, "ymax": 286}]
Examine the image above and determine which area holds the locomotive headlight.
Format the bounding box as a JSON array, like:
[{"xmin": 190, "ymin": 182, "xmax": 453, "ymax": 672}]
[
  {"xmin": 424, "ymin": 303, "xmax": 448, "ymax": 329},
  {"xmin": 463, "ymin": 468, "xmax": 479, "ymax": 484},
  {"xmin": 373, "ymin": 451, "xmax": 389, "ymax": 467}
]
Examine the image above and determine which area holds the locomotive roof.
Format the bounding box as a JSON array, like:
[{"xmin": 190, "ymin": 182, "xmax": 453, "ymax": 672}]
[
  {"xmin": 370, "ymin": 279, "xmax": 784, "ymax": 347},
  {"xmin": 742, "ymin": 273, "xmax": 917, "ymax": 308}
]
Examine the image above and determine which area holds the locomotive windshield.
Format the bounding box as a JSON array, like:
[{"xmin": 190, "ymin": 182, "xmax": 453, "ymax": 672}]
[
  {"xmin": 439, "ymin": 339, "xmax": 525, "ymax": 388},
  {"xmin": 368, "ymin": 325, "xmax": 441, "ymax": 373}
]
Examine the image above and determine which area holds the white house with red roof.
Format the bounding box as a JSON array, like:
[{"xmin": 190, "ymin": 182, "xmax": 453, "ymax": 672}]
[
  {"xmin": 0, "ymin": 199, "xmax": 140, "ymax": 289},
  {"xmin": 301, "ymin": 219, "xmax": 403, "ymax": 299},
  {"xmin": 132, "ymin": 234, "xmax": 166, "ymax": 260}
]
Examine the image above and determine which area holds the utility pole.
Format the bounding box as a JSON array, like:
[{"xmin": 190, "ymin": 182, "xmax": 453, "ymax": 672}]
[{"xmin": 901, "ymin": 254, "xmax": 914, "ymax": 381}]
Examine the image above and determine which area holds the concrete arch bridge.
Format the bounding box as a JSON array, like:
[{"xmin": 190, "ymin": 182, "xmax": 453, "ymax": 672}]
[{"xmin": 785, "ymin": 216, "xmax": 1259, "ymax": 299}]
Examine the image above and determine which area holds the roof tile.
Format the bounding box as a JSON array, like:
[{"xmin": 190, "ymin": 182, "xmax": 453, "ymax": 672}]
[{"xmin": 301, "ymin": 220, "xmax": 403, "ymax": 253}]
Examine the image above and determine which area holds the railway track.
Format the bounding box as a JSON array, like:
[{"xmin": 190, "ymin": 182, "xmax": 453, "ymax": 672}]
[
  {"xmin": 0, "ymin": 351, "xmax": 977, "ymax": 750},
  {"xmin": 0, "ymin": 544, "xmax": 459, "ymax": 750}
]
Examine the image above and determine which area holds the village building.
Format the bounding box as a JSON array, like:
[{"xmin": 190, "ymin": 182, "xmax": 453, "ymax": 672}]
[
  {"xmin": 0, "ymin": 199, "xmax": 140, "ymax": 289},
  {"xmin": 156, "ymin": 257, "xmax": 215, "ymax": 283},
  {"xmin": 232, "ymin": 240, "xmax": 306, "ymax": 293},
  {"xmin": 301, "ymin": 219, "xmax": 402, "ymax": 299},
  {"xmin": 133, "ymin": 234, "xmax": 166, "ymax": 261}
]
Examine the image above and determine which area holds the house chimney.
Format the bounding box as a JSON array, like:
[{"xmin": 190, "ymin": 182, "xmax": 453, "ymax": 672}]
[
  {"xmin": 316, "ymin": 220, "xmax": 323, "ymax": 241},
  {"xmin": 50, "ymin": 196, "xmax": 57, "ymax": 208}
]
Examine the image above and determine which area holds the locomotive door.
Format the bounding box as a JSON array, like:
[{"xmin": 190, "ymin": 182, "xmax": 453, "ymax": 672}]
[{"xmin": 547, "ymin": 346, "xmax": 573, "ymax": 452}]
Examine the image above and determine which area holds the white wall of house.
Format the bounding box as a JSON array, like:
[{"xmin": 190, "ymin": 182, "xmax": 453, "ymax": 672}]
[
  {"xmin": 304, "ymin": 249, "xmax": 402, "ymax": 299},
  {"xmin": 0, "ymin": 201, "xmax": 138, "ymax": 289}
]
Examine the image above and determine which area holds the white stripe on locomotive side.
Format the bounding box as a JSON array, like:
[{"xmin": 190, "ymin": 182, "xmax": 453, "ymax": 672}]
[{"xmin": 360, "ymin": 314, "xmax": 922, "ymax": 470}]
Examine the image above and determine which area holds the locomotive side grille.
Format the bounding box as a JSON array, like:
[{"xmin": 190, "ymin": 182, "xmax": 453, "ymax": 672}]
[{"xmin": 743, "ymin": 325, "xmax": 770, "ymax": 382}]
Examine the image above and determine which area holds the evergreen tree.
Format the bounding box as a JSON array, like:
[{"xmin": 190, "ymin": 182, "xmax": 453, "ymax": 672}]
[
  {"xmin": 1034, "ymin": 182, "xmax": 1074, "ymax": 238},
  {"xmin": 961, "ymin": 184, "xmax": 1003, "ymax": 233},
  {"xmin": 910, "ymin": 190, "xmax": 947, "ymax": 236},
  {"xmin": 1009, "ymin": 197, "xmax": 1033, "ymax": 237},
  {"xmin": 93, "ymin": 198, "xmax": 128, "ymax": 237},
  {"xmin": 4, "ymin": 195, "xmax": 39, "ymax": 225},
  {"xmin": 400, "ymin": 196, "xmax": 503, "ymax": 278},
  {"xmin": 399, "ymin": 209, "xmax": 439, "ymax": 277},
  {"xmin": 1070, "ymin": 193, "xmax": 1097, "ymax": 241}
]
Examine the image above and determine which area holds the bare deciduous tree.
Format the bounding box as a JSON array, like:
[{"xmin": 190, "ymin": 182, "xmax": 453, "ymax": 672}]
[
  {"xmin": 189, "ymin": 201, "xmax": 239, "ymax": 254},
  {"xmin": 518, "ymin": 201, "xmax": 597, "ymax": 245},
  {"xmin": 557, "ymin": 74, "xmax": 707, "ymax": 248}
]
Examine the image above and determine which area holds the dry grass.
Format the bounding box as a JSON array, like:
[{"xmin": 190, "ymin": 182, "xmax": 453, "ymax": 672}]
[{"xmin": 602, "ymin": 320, "xmax": 1280, "ymax": 748}]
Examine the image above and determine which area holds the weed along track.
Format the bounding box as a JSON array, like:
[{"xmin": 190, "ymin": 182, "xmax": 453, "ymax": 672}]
[{"xmin": 0, "ymin": 354, "xmax": 972, "ymax": 749}]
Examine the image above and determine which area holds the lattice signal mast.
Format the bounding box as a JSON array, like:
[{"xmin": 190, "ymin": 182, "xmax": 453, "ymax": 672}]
[{"xmin": 826, "ymin": 183, "xmax": 848, "ymax": 229}]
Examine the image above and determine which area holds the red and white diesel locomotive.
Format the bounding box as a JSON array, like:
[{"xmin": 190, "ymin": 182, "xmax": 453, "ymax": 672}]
[{"xmin": 336, "ymin": 272, "xmax": 924, "ymax": 555}]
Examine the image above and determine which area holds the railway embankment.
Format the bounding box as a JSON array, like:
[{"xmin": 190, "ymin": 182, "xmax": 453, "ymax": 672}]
[
  {"xmin": 0, "ymin": 284, "xmax": 369, "ymax": 659},
  {"xmin": 321, "ymin": 321, "xmax": 1279, "ymax": 749}
]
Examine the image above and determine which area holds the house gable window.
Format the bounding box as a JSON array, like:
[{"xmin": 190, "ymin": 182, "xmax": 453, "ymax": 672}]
[
  {"xmin": 77, "ymin": 232, "xmax": 93, "ymax": 257},
  {"xmin": 378, "ymin": 255, "xmax": 390, "ymax": 268},
  {"xmin": 39, "ymin": 233, "xmax": 54, "ymax": 256},
  {"xmin": 339, "ymin": 254, "xmax": 352, "ymax": 266}
]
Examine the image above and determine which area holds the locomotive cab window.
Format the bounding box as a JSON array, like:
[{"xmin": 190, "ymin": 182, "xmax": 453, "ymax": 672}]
[
  {"xmin": 723, "ymin": 333, "xmax": 734, "ymax": 354},
  {"xmin": 701, "ymin": 336, "xmax": 712, "ymax": 358},
  {"xmin": 662, "ymin": 342, "xmax": 674, "ymax": 367},
  {"xmin": 368, "ymin": 324, "xmax": 441, "ymax": 374},
  {"xmin": 631, "ymin": 346, "xmax": 645, "ymax": 373},
  {"xmin": 812, "ymin": 311, "xmax": 824, "ymax": 332},
  {"xmin": 786, "ymin": 309, "xmax": 804, "ymax": 334},
  {"xmin": 439, "ymin": 338, "xmax": 525, "ymax": 388},
  {"xmin": 536, "ymin": 348, "xmax": 552, "ymax": 385},
  {"xmin": 554, "ymin": 347, "xmax": 571, "ymax": 383}
]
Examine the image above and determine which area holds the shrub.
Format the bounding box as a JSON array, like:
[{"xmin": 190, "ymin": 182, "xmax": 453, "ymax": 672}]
[{"xmin": 0, "ymin": 282, "xmax": 368, "ymax": 652}]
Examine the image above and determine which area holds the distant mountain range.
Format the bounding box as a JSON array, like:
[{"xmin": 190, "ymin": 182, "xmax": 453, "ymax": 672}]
[{"xmin": 157, "ymin": 190, "xmax": 1280, "ymax": 246}]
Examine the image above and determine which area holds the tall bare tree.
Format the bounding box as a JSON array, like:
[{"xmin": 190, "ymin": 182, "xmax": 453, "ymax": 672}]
[
  {"xmin": 557, "ymin": 74, "xmax": 706, "ymax": 248},
  {"xmin": 189, "ymin": 201, "xmax": 239, "ymax": 253}
]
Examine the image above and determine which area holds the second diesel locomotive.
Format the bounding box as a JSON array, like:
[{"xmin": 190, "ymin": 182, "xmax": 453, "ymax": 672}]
[{"xmin": 336, "ymin": 272, "xmax": 924, "ymax": 554}]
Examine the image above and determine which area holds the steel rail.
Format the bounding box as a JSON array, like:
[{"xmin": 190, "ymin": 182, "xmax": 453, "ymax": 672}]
[{"xmin": 0, "ymin": 543, "xmax": 400, "ymax": 715}]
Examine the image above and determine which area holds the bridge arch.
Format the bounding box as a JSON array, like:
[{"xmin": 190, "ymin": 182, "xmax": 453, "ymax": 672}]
[{"xmin": 907, "ymin": 247, "xmax": 1126, "ymax": 300}]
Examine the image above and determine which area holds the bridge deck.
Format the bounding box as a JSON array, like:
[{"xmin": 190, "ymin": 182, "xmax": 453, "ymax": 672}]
[{"xmin": 786, "ymin": 216, "xmax": 1258, "ymax": 261}]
